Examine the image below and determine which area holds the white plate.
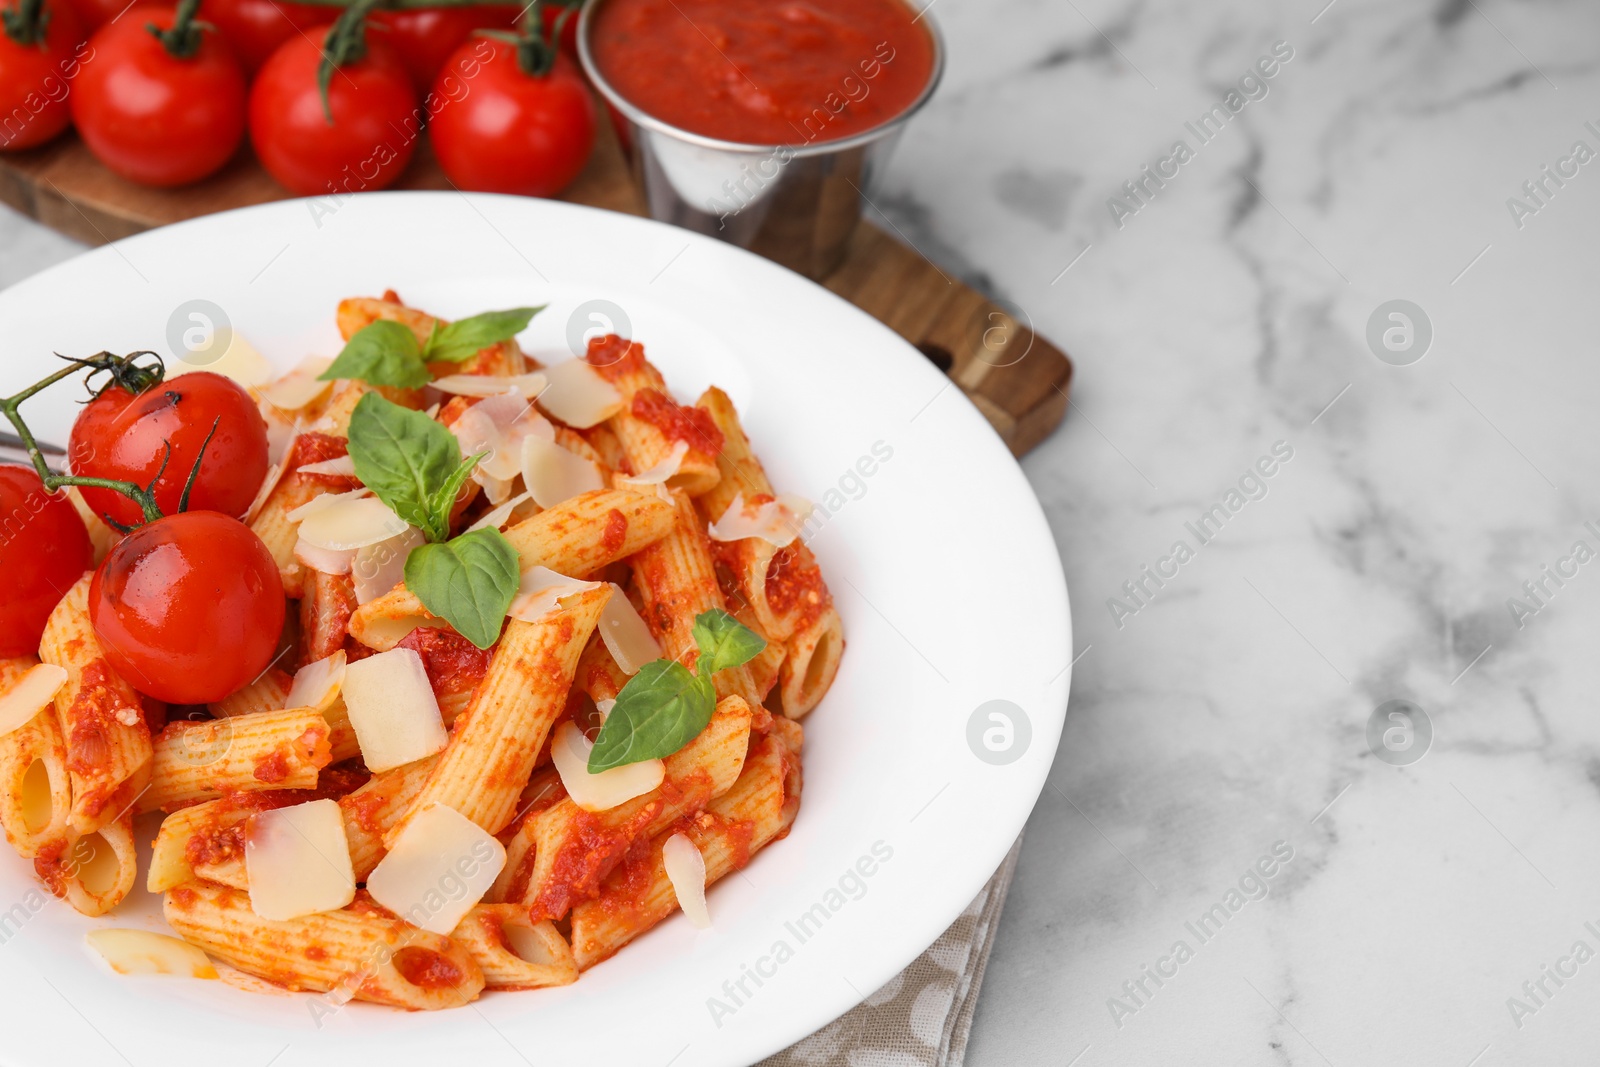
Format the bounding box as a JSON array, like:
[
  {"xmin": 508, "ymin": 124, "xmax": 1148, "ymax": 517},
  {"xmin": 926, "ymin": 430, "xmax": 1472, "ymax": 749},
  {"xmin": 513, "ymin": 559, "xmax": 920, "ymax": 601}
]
[{"xmin": 0, "ymin": 192, "xmax": 1070, "ymax": 1067}]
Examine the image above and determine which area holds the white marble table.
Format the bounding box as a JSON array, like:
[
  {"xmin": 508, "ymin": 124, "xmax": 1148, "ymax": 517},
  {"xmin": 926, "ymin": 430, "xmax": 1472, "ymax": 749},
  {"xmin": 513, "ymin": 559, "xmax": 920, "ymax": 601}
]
[{"xmin": 6, "ymin": 1, "xmax": 1600, "ymax": 1063}]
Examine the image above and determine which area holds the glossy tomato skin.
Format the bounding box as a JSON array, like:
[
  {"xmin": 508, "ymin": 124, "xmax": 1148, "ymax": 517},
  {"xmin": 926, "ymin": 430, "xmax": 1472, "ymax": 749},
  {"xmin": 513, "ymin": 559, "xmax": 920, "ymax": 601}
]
[
  {"xmin": 89, "ymin": 512, "xmax": 284, "ymax": 704},
  {"xmin": 0, "ymin": 465, "xmax": 93, "ymax": 657},
  {"xmin": 206, "ymin": 0, "xmax": 326, "ymax": 74},
  {"xmin": 69, "ymin": 371, "xmax": 269, "ymax": 529},
  {"xmin": 250, "ymin": 33, "xmax": 418, "ymax": 196},
  {"xmin": 70, "ymin": 9, "xmax": 247, "ymax": 185},
  {"xmin": 63, "ymin": 0, "xmax": 125, "ymax": 31},
  {"xmin": 430, "ymin": 43, "xmax": 594, "ymax": 197},
  {"xmin": 0, "ymin": 0, "xmax": 84, "ymax": 151},
  {"xmin": 369, "ymin": 5, "xmax": 515, "ymax": 95}
]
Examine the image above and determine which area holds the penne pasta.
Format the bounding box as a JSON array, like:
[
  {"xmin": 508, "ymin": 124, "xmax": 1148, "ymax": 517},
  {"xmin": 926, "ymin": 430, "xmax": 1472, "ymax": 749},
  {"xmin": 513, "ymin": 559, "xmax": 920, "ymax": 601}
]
[
  {"xmin": 0, "ymin": 658, "xmax": 73, "ymax": 858},
  {"xmin": 35, "ymin": 813, "xmax": 138, "ymax": 918},
  {"xmin": 139, "ymin": 708, "xmax": 332, "ymax": 813},
  {"xmin": 38, "ymin": 575, "xmax": 153, "ymax": 835},
  {"xmin": 299, "ymin": 570, "xmax": 358, "ymax": 665},
  {"xmin": 336, "ymin": 295, "xmax": 532, "ymax": 378},
  {"xmin": 584, "ymin": 336, "xmax": 721, "ymax": 495},
  {"xmin": 192, "ymin": 854, "xmax": 248, "ymax": 889},
  {"xmin": 509, "ymin": 694, "xmax": 754, "ymax": 919},
  {"xmin": 148, "ymin": 795, "xmax": 247, "ymax": 894},
  {"xmin": 451, "ymin": 905, "xmax": 578, "ymax": 990},
  {"xmin": 164, "ymin": 882, "xmax": 485, "ymax": 1009},
  {"xmin": 554, "ymin": 425, "xmax": 608, "ymax": 468},
  {"xmin": 502, "ymin": 488, "xmax": 678, "ymax": 577},
  {"xmin": 695, "ymin": 387, "xmax": 832, "ymax": 644},
  {"xmin": 146, "ymin": 773, "xmax": 369, "ymax": 894},
  {"xmin": 385, "ymin": 585, "xmax": 610, "ymax": 844},
  {"xmin": 631, "ymin": 491, "xmax": 760, "ymax": 705},
  {"xmin": 778, "ymin": 605, "xmax": 844, "ymax": 719},
  {"xmin": 693, "ymin": 386, "xmax": 773, "ymax": 527},
  {"xmin": 339, "ymin": 755, "xmax": 440, "ymax": 880},
  {"xmin": 209, "ymin": 668, "xmax": 292, "ymax": 719},
  {"xmin": 345, "ymin": 588, "xmax": 447, "ymax": 653},
  {"xmin": 574, "ymin": 631, "xmax": 629, "ymax": 704},
  {"xmin": 729, "ymin": 604, "xmax": 785, "ymax": 702},
  {"xmin": 569, "ymin": 733, "xmax": 801, "ymax": 969}
]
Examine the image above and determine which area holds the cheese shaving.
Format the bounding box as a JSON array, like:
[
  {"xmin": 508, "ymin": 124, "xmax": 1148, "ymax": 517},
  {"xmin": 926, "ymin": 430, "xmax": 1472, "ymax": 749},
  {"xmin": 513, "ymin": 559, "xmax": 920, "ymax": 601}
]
[
  {"xmin": 550, "ymin": 722, "xmax": 664, "ymax": 812},
  {"xmin": 707, "ymin": 492, "xmax": 814, "ymax": 548},
  {"xmin": 0, "ymin": 664, "xmax": 68, "ymax": 738},
  {"xmin": 453, "ymin": 392, "xmax": 554, "ymax": 482},
  {"xmin": 284, "ymin": 651, "xmax": 345, "ymax": 711},
  {"xmin": 432, "ymin": 372, "xmax": 548, "ymax": 399},
  {"xmin": 597, "ymin": 584, "xmax": 662, "ymax": 675},
  {"xmin": 296, "ymin": 455, "xmax": 356, "ymax": 478},
  {"xmin": 258, "ymin": 356, "xmax": 334, "ymax": 412},
  {"xmin": 662, "ymin": 833, "xmax": 711, "ymax": 929},
  {"xmin": 520, "ymin": 435, "xmax": 604, "ymax": 509},
  {"xmin": 536, "ymin": 359, "xmax": 625, "ymax": 428},
  {"xmin": 507, "ymin": 566, "xmax": 603, "ymax": 623}
]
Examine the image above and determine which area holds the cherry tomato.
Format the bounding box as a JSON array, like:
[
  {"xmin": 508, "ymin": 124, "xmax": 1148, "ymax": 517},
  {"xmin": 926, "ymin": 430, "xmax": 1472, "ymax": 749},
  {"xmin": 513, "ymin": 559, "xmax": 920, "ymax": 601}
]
[
  {"xmin": 89, "ymin": 511, "xmax": 284, "ymax": 704},
  {"xmin": 429, "ymin": 42, "xmax": 594, "ymax": 197},
  {"xmin": 0, "ymin": 465, "xmax": 93, "ymax": 658},
  {"xmin": 69, "ymin": 371, "xmax": 269, "ymax": 530},
  {"xmin": 0, "ymin": 0, "xmax": 84, "ymax": 152},
  {"xmin": 250, "ymin": 31, "xmax": 418, "ymax": 196},
  {"xmin": 368, "ymin": 5, "xmax": 515, "ymax": 96},
  {"xmin": 63, "ymin": 0, "xmax": 125, "ymax": 31},
  {"xmin": 205, "ymin": 0, "xmax": 326, "ymax": 74},
  {"xmin": 70, "ymin": 8, "xmax": 247, "ymax": 185}
]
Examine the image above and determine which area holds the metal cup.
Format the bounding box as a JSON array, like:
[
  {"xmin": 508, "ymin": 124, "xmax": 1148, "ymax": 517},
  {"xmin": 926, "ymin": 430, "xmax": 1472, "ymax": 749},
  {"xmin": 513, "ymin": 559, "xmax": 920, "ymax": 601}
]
[{"xmin": 577, "ymin": 0, "xmax": 945, "ymax": 280}]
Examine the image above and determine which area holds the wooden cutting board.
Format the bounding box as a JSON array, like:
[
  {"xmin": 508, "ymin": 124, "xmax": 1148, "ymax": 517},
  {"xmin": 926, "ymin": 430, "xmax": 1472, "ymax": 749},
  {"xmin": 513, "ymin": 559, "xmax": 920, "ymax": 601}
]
[{"xmin": 0, "ymin": 121, "xmax": 1071, "ymax": 456}]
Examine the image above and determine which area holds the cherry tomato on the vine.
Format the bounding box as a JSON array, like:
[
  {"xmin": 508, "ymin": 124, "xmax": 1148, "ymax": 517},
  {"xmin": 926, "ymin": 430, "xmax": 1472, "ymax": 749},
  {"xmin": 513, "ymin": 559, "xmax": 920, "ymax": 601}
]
[
  {"xmin": 205, "ymin": 0, "xmax": 326, "ymax": 74},
  {"xmin": 250, "ymin": 31, "xmax": 418, "ymax": 196},
  {"xmin": 0, "ymin": 465, "xmax": 93, "ymax": 658},
  {"xmin": 89, "ymin": 511, "xmax": 284, "ymax": 704},
  {"xmin": 368, "ymin": 5, "xmax": 516, "ymax": 96},
  {"xmin": 70, "ymin": 8, "xmax": 247, "ymax": 185},
  {"xmin": 429, "ymin": 42, "xmax": 594, "ymax": 198},
  {"xmin": 69, "ymin": 370, "xmax": 269, "ymax": 530},
  {"xmin": 0, "ymin": 0, "xmax": 84, "ymax": 152}
]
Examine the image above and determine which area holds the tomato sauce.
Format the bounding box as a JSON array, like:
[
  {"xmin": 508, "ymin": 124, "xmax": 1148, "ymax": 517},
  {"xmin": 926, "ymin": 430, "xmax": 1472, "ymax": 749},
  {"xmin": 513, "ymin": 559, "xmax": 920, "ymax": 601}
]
[
  {"xmin": 528, "ymin": 803, "xmax": 660, "ymax": 920},
  {"xmin": 392, "ymin": 947, "xmax": 464, "ymax": 990},
  {"xmin": 765, "ymin": 542, "xmax": 831, "ymax": 626},
  {"xmin": 286, "ymin": 432, "xmax": 358, "ymax": 488},
  {"xmin": 583, "ymin": 334, "xmax": 647, "ymax": 381},
  {"xmin": 631, "ymin": 389, "xmax": 724, "ymax": 455},
  {"xmin": 589, "ymin": 0, "xmax": 936, "ymax": 146},
  {"xmin": 601, "ymin": 508, "xmax": 628, "ymax": 554},
  {"xmin": 397, "ymin": 627, "xmax": 493, "ymax": 699},
  {"xmin": 66, "ymin": 659, "xmax": 126, "ymax": 778}
]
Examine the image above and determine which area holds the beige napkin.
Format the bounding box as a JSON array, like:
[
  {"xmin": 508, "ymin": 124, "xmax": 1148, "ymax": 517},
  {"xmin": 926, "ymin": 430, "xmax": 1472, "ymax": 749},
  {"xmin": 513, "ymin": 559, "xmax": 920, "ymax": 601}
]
[{"xmin": 760, "ymin": 833, "xmax": 1023, "ymax": 1067}]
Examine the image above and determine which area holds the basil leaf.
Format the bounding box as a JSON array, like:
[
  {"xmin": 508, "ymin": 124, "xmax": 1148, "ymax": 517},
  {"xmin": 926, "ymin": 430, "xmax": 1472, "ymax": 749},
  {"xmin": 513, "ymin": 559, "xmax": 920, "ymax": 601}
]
[
  {"xmin": 320, "ymin": 320, "xmax": 429, "ymax": 387},
  {"xmin": 403, "ymin": 528, "xmax": 519, "ymax": 649},
  {"xmin": 423, "ymin": 306, "xmax": 545, "ymax": 364},
  {"xmin": 430, "ymin": 449, "xmax": 486, "ymax": 530},
  {"xmin": 691, "ymin": 609, "xmax": 767, "ymax": 677},
  {"xmin": 587, "ymin": 659, "xmax": 716, "ymax": 772},
  {"xmin": 347, "ymin": 393, "xmax": 466, "ymax": 543}
]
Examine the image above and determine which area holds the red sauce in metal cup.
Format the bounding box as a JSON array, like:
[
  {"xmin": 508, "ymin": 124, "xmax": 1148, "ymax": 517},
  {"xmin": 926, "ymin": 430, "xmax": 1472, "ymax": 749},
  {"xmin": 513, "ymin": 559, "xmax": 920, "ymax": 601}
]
[{"xmin": 588, "ymin": 0, "xmax": 936, "ymax": 146}]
